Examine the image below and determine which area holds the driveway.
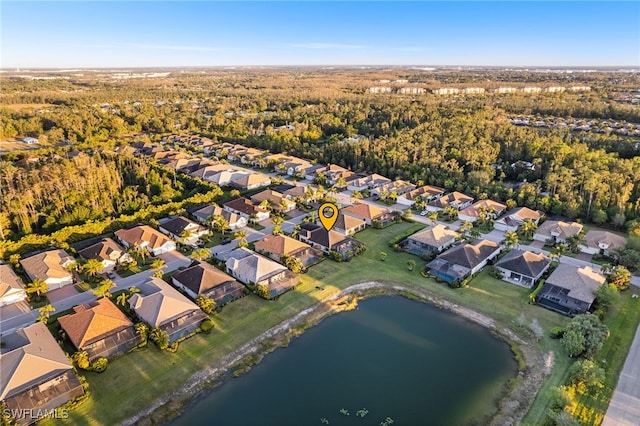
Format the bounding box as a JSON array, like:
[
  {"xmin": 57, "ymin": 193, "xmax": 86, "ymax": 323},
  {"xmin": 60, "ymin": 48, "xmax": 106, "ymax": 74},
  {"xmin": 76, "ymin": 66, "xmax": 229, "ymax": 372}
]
[
  {"xmin": 576, "ymin": 252, "xmax": 593, "ymax": 262},
  {"xmin": 529, "ymin": 240, "xmax": 545, "ymax": 250},
  {"xmin": 0, "ymin": 301, "xmax": 31, "ymax": 320},
  {"xmin": 47, "ymin": 285, "xmax": 80, "ymax": 303}
]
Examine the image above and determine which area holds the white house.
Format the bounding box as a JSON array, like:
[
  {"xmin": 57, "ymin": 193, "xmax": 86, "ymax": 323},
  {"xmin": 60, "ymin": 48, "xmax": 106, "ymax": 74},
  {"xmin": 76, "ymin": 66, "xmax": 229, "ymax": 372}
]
[
  {"xmin": 114, "ymin": 225, "xmax": 177, "ymax": 256},
  {"xmin": 0, "ymin": 264, "xmax": 27, "ymax": 307},
  {"xmin": 20, "ymin": 249, "xmax": 75, "ymax": 290}
]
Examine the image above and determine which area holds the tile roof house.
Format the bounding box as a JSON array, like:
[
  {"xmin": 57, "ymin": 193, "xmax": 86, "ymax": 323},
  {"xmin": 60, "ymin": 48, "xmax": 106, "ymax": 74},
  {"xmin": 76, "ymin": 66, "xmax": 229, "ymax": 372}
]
[
  {"xmin": 324, "ymin": 164, "xmax": 355, "ymax": 185},
  {"xmin": 458, "ymin": 199, "xmax": 508, "ymax": 223},
  {"xmin": 229, "ymin": 172, "xmax": 272, "ymax": 191},
  {"xmin": 537, "ymin": 264, "xmax": 605, "ymax": 316},
  {"xmin": 189, "ymin": 164, "xmax": 233, "ymax": 180},
  {"xmin": 114, "ymin": 225, "xmax": 176, "ymax": 256},
  {"xmin": 402, "ymin": 224, "xmax": 459, "ymax": 257},
  {"xmin": 303, "ymin": 164, "xmax": 327, "ymax": 181},
  {"xmin": 77, "ymin": 238, "xmax": 132, "ymax": 273},
  {"xmin": 191, "ymin": 205, "xmax": 247, "ymax": 231},
  {"xmin": 58, "ymin": 298, "xmax": 141, "ymax": 361},
  {"xmin": 250, "ymin": 190, "xmax": 296, "ymax": 212},
  {"xmin": 0, "ymin": 264, "xmax": 27, "ymax": 307},
  {"xmin": 426, "ymin": 239, "xmax": 501, "ymax": 285},
  {"xmin": 254, "ymin": 234, "xmax": 323, "ymax": 267},
  {"xmin": 223, "ymin": 198, "xmax": 270, "ymax": 221},
  {"xmin": 427, "ymin": 192, "xmax": 474, "ymax": 211},
  {"xmin": 224, "ymin": 248, "xmax": 299, "ymax": 299},
  {"xmin": 347, "ymin": 174, "xmax": 392, "ymax": 192},
  {"xmin": 298, "ymin": 223, "xmax": 363, "ymax": 260},
  {"xmin": 494, "ymin": 207, "xmax": 544, "ymax": 232},
  {"xmin": 334, "ymin": 213, "xmax": 367, "ymax": 236},
  {"xmin": 495, "ymin": 249, "xmax": 551, "ymax": 288},
  {"xmin": 397, "ymin": 185, "xmax": 446, "ymax": 206},
  {"xmin": 282, "ymin": 158, "xmax": 312, "ymax": 176},
  {"xmin": 20, "ymin": 249, "xmax": 75, "ymax": 290},
  {"xmin": 128, "ymin": 277, "xmax": 207, "ymax": 343},
  {"xmin": 579, "ymin": 230, "xmax": 627, "ymax": 256},
  {"xmin": 371, "ymin": 180, "xmax": 417, "ymax": 198},
  {"xmin": 0, "ymin": 323, "xmax": 85, "ymax": 425},
  {"xmin": 533, "ymin": 220, "xmax": 584, "ymax": 244},
  {"xmin": 159, "ymin": 216, "xmax": 208, "ymax": 246},
  {"xmin": 341, "ymin": 203, "xmax": 395, "ymax": 226},
  {"xmin": 172, "ymin": 261, "xmax": 246, "ymax": 306}
]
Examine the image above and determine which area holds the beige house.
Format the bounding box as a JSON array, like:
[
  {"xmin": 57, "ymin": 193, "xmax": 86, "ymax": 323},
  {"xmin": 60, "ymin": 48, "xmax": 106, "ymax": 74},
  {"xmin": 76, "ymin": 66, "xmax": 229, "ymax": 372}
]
[
  {"xmin": 115, "ymin": 225, "xmax": 176, "ymax": 256},
  {"xmin": 20, "ymin": 249, "xmax": 75, "ymax": 290},
  {"xmin": 458, "ymin": 199, "xmax": 507, "ymax": 223},
  {"xmin": 224, "ymin": 248, "xmax": 299, "ymax": 298},
  {"xmin": 0, "ymin": 264, "xmax": 27, "ymax": 307},
  {"xmin": 494, "ymin": 207, "xmax": 543, "ymax": 232},
  {"xmin": 533, "ymin": 220, "xmax": 583, "ymax": 244},
  {"xmin": 397, "ymin": 185, "xmax": 446, "ymax": 206},
  {"xmin": 1, "ymin": 323, "xmax": 85, "ymax": 425},
  {"xmin": 403, "ymin": 224, "xmax": 459, "ymax": 257},
  {"xmin": 579, "ymin": 230, "xmax": 626, "ymax": 256},
  {"xmin": 78, "ymin": 238, "xmax": 131, "ymax": 273},
  {"xmin": 427, "ymin": 192, "xmax": 474, "ymax": 211}
]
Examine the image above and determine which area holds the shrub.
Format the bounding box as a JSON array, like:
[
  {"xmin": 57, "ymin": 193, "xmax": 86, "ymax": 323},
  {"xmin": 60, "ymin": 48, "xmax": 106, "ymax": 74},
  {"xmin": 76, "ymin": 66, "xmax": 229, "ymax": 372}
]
[
  {"xmin": 550, "ymin": 327, "xmax": 566, "ymax": 339},
  {"xmin": 201, "ymin": 319, "xmax": 214, "ymax": 333},
  {"xmin": 91, "ymin": 357, "xmax": 108, "ymax": 373}
]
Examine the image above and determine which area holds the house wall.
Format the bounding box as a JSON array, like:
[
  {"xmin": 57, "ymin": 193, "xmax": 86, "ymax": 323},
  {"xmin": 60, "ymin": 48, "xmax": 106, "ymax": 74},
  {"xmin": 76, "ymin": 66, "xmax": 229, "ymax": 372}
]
[
  {"xmin": 496, "ymin": 266, "xmax": 535, "ymax": 288},
  {"xmin": 396, "ymin": 196, "xmax": 415, "ymax": 206},
  {"xmin": 458, "ymin": 214, "xmax": 478, "ymax": 223},
  {"xmin": 149, "ymin": 241, "xmax": 176, "ymax": 256},
  {"xmin": 0, "ymin": 289, "xmax": 27, "ymax": 307},
  {"xmin": 470, "ymin": 248, "xmax": 501, "ymax": 275},
  {"xmin": 172, "ymin": 278, "xmax": 198, "ymax": 300},
  {"xmin": 494, "ymin": 221, "xmax": 518, "ymax": 232},
  {"xmin": 44, "ymin": 276, "xmax": 74, "ymax": 290}
]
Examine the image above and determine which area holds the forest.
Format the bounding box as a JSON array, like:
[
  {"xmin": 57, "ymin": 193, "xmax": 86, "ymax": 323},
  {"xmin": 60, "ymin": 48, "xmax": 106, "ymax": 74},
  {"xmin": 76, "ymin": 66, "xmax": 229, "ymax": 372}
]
[{"xmin": 1, "ymin": 68, "xmax": 639, "ymax": 240}]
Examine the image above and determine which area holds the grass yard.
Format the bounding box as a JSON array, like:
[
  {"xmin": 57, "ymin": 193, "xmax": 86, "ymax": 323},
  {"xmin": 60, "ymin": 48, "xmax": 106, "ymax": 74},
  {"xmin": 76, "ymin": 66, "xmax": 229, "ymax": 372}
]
[{"xmin": 42, "ymin": 221, "xmax": 637, "ymax": 426}]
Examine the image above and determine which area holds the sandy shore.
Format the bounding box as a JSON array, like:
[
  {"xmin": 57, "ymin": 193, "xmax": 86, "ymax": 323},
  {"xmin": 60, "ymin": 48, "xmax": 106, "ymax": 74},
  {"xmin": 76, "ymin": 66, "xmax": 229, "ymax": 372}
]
[{"xmin": 123, "ymin": 281, "xmax": 548, "ymax": 426}]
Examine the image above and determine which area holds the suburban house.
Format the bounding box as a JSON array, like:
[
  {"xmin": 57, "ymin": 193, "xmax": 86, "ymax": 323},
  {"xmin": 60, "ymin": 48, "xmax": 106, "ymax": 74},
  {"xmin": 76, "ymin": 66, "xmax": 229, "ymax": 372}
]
[
  {"xmin": 191, "ymin": 205, "xmax": 247, "ymax": 231},
  {"xmin": 324, "ymin": 164, "xmax": 355, "ymax": 185},
  {"xmin": 494, "ymin": 207, "xmax": 544, "ymax": 232},
  {"xmin": 189, "ymin": 164, "xmax": 232, "ymax": 180},
  {"xmin": 458, "ymin": 199, "xmax": 508, "ymax": 223},
  {"xmin": 298, "ymin": 223, "xmax": 363, "ymax": 260},
  {"xmin": 77, "ymin": 238, "xmax": 132, "ymax": 273},
  {"xmin": 159, "ymin": 216, "xmax": 208, "ymax": 246},
  {"xmin": 172, "ymin": 261, "xmax": 246, "ymax": 306},
  {"xmin": 239, "ymin": 148, "xmax": 265, "ymax": 165},
  {"xmin": 402, "ymin": 224, "xmax": 459, "ymax": 257},
  {"xmin": 58, "ymin": 298, "xmax": 142, "ymax": 361},
  {"xmin": 347, "ymin": 174, "xmax": 392, "ymax": 192},
  {"xmin": 20, "ymin": 249, "xmax": 75, "ymax": 290},
  {"xmin": 283, "ymin": 158, "xmax": 312, "ymax": 176},
  {"xmin": 250, "ymin": 190, "xmax": 296, "ymax": 213},
  {"xmin": 494, "ymin": 249, "xmax": 551, "ymax": 288},
  {"xmin": 0, "ymin": 263, "xmax": 27, "ymax": 307},
  {"xmin": 223, "ymin": 198, "xmax": 270, "ymax": 221},
  {"xmin": 177, "ymin": 159, "xmax": 218, "ymax": 175},
  {"xmin": 426, "ymin": 239, "xmax": 501, "ymax": 284},
  {"xmin": 342, "ymin": 203, "xmax": 395, "ymax": 226},
  {"xmin": 0, "ymin": 323, "xmax": 85, "ymax": 425},
  {"xmin": 533, "ymin": 220, "xmax": 584, "ymax": 244},
  {"xmin": 115, "ymin": 225, "xmax": 176, "ymax": 256},
  {"xmin": 397, "ymin": 185, "xmax": 446, "ymax": 206},
  {"xmin": 223, "ymin": 248, "xmax": 299, "ymax": 298},
  {"xmin": 200, "ymin": 169, "xmax": 249, "ymax": 187},
  {"xmin": 128, "ymin": 277, "xmax": 208, "ymax": 343},
  {"xmin": 229, "ymin": 172, "xmax": 272, "ymax": 191},
  {"xmin": 254, "ymin": 234, "xmax": 323, "ymax": 267},
  {"xmin": 537, "ymin": 264, "xmax": 605, "ymax": 316},
  {"xmin": 427, "ymin": 192, "xmax": 474, "ymax": 211},
  {"xmin": 334, "ymin": 213, "xmax": 367, "ymax": 236},
  {"xmin": 579, "ymin": 230, "xmax": 627, "ymax": 256},
  {"xmin": 277, "ymin": 183, "xmax": 316, "ymax": 202},
  {"xmin": 303, "ymin": 164, "xmax": 326, "ymax": 181},
  {"xmin": 371, "ymin": 180, "xmax": 417, "ymax": 198}
]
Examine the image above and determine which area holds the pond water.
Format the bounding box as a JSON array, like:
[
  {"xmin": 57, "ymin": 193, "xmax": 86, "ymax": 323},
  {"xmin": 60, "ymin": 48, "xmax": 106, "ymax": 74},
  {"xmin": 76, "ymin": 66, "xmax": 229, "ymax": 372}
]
[{"xmin": 168, "ymin": 296, "xmax": 517, "ymax": 426}]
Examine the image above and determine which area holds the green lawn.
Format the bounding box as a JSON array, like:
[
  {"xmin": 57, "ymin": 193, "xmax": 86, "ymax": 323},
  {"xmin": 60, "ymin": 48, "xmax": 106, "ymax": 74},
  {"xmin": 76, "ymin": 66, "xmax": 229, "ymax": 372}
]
[{"xmin": 41, "ymin": 222, "xmax": 635, "ymax": 426}]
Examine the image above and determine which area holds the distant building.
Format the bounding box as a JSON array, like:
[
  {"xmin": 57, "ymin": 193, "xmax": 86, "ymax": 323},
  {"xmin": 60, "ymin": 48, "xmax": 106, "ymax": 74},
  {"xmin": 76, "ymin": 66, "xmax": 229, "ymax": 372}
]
[
  {"xmin": 22, "ymin": 137, "xmax": 39, "ymax": 144},
  {"xmin": 432, "ymin": 88, "xmax": 460, "ymax": 95}
]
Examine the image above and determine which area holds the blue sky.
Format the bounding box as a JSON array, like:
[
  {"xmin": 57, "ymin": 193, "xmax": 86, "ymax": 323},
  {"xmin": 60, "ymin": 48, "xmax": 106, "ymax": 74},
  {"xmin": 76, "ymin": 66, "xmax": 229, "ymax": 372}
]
[{"xmin": 2, "ymin": 2, "xmax": 638, "ymax": 68}]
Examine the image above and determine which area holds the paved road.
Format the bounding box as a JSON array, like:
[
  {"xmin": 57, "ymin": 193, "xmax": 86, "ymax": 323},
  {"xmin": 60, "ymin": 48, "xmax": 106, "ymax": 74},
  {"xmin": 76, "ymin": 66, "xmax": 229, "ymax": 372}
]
[
  {"xmin": 0, "ymin": 251, "xmax": 191, "ymax": 337},
  {"xmin": 603, "ymin": 309, "xmax": 640, "ymax": 426}
]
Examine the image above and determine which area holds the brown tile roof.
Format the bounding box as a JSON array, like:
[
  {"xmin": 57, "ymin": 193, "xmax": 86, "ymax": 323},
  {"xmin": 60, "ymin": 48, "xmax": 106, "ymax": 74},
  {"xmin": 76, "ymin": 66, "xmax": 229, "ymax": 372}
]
[
  {"xmin": 0, "ymin": 323, "xmax": 73, "ymax": 400},
  {"xmin": 438, "ymin": 239, "xmax": 500, "ymax": 269},
  {"xmin": 582, "ymin": 230, "xmax": 626, "ymax": 251},
  {"xmin": 0, "ymin": 264, "xmax": 25, "ymax": 298},
  {"xmin": 403, "ymin": 185, "xmax": 446, "ymax": 201},
  {"xmin": 115, "ymin": 225, "xmax": 173, "ymax": 249},
  {"xmin": 495, "ymin": 249, "xmax": 550, "ymax": 278},
  {"xmin": 408, "ymin": 224, "xmax": 459, "ymax": 247},
  {"xmin": 192, "ymin": 205, "xmax": 243, "ymax": 226},
  {"xmin": 58, "ymin": 298, "xmax": 133, "ymax": 350},
  {"xmin": 536, "ymin": 220, "xmax": 583, "ymax": 240},
  {"xmin": 78, "ymin": 238, "xmax": 125, "ymax": 263},
  {"xmin": 334, "ymin": 213, "xmax": 366, "ymax": 232},
  {"xmin": 129, "ymin": 277, "xmax": 201, "ymax": 327},
  {"xmin": 254, "ymin": 235, "xmax": 310, "ymax": 257},
  {"xmin": 231, "ymin": 172, "xmax": 271, "ymax": 188},
  {"xmin": 546, "ymin": 264, "xmax": 605, "ymax": 304},
  {"xmin": 459, "ymin": 199, "xmax": 507, "ymax": 218},
  {"xmin": 429, "ymin": 191, "xmax": 474, "ymax": 209},
  {"xmin": 342, "ymin": 203, "xmax": 389, "ymax": 221},
  {"xmin": 172, "ymin": 261, "xmax": 240, "ymax": 295},
  {"xmin": 223, "ymin": 198, "xmax": 268, "ymax": 216},
  {"xmin": 20, "ymin": 249, "xmax": 74, "ymax": 281}
]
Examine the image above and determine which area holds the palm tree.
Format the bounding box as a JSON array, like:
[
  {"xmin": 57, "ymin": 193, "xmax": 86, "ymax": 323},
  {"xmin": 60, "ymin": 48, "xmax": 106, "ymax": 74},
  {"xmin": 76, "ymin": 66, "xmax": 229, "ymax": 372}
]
[
  {"xmin": 211, "ymin": 214, "xmax": 229, "ymax": 235},
  {"xmin": 129, "ymin": 243, "xmax": 147, "ymax": 265},
  {"xmin": 83, "ymin": 258, "xmax": 104, "ymax": 281},
  {"xmin": 459, "ymin": 220, "xmax": 473, "ymax": 235},
  {"xmin": 37, "ymin": 304, "xmax": 56, "ymax": 324},
  {"xmin": 503, "ymin": 231, "xmax": 519, "ymax": 249},
  {"xmin": 192, "ymin": 248, "xmax": 211, "ymax": 261},
  {"xmin": 444, "ymin": 206, "xmax": 458, "ymax": 221},
  {"xmin": 116, "ymin": 293, "xmax": 128, "ymax": 306},
  {"xmin": 519, "ymin": 220, "xmax": 538, "ymax": 240},
  {"xmin": 26, "ymin": 279, "xmax": 48, "ymax": 301},
  {"xmin": 180, "ymin": 229, "xmax": 194, "ymax": 244},
  {"xmin": 427, "ymin": 211, "xmax": 439, "ymax": 225},
  {"xmin": 278, "ymin": 199, "xmax": 290, "ymax": 213},
  {"xmin": 150, "ymin": 259, "xmax": 166, "ymax": 277},
  {"xmin": 93, "ymin": 279, "xmax": 116, "ymax": 299},
  {"xmin": 234, "ymin": 230, "xmax": 248, "ymax": 244},
  {"xmin": 9, "ymin": 253, "xmax": 21, "ymax": 268},
  {"xmin": 566, "ymin": 232, "xmax": 586, "ymax": 253}
]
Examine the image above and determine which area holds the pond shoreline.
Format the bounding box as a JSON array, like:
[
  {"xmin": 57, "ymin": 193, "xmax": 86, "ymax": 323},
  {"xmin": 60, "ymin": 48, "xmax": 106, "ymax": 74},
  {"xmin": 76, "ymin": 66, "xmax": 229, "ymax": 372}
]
[{"xmin": 125, "ymin": 281, "xmax": 548, "ymax": 426}]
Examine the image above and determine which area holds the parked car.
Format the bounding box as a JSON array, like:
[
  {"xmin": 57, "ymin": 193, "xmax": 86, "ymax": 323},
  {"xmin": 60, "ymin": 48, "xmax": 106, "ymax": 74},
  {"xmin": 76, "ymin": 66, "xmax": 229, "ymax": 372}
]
[
  {"xmin": 107, "ymin": 272, "xmax": 117, "ymax": 279},
  {"xmin": 420, "ymin": 210, "xmax": 428, "ymax": 216},
  {"xmin": 221, "ymin": 237, "xmax": 232, "ymax": 245}
]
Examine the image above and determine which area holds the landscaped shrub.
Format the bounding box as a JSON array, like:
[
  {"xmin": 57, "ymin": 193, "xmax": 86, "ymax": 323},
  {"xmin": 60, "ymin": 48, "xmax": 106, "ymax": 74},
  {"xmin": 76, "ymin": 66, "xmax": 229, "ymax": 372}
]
[
  {"xmin": 550, "ymin": 327, "xmax": 566, "ymax": 339},
  {"xmin": 200, "ymin": 319, "xmax": 214, "ymax": 333},
  {"xmin": 91, "ymin": 357, "xmax": 108, "ymax": 373}
]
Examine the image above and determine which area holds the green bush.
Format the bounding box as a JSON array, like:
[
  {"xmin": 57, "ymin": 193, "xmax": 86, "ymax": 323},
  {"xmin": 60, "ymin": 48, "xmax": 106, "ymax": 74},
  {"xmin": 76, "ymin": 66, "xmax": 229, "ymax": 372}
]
[
  {"xmin": 91, "ymin": 357, "xmax": 108, "ymax": 373},
  {"xmin": 200, "ymin": 319, "xmax": 214, "ymax": 333},
  {"xmin": 550, "ymin": 327, "xmax": 566, "ymax": 339}
]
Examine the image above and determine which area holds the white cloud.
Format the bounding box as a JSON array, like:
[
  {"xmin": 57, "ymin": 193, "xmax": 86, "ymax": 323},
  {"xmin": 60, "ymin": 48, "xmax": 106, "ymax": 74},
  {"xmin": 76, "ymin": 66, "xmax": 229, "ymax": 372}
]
[{"xmin": 288, "ymin": 43, "xmax": 367, "ymax": 50}]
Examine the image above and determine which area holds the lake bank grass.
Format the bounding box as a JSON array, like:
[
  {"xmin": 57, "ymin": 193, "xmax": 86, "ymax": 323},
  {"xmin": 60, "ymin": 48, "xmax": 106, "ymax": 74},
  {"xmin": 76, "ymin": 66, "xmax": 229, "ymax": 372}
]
[{"xmin": 40, "ymin": 222, "xmax": 636, "ymax": 426}]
